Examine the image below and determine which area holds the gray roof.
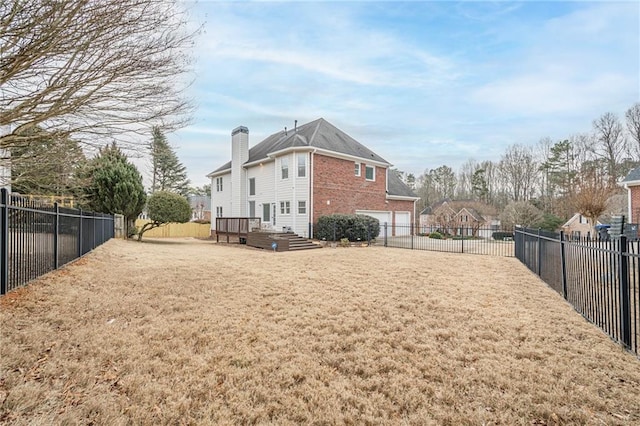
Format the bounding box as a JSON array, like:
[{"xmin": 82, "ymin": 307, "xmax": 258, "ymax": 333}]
[
  {"xmin": 622, "ymin": 166, "xmax": 640, "ymax": 183},
  {"xmin": 211, "ymin": 118, "xmax": 389, "ymax": 174},
  {"xmin": 210, "ymin": 118, "xmax": 418, "ymax": 198},
  {"xmin": 388, "ymin": 171, "xmax": 418, "ymax": 198}
]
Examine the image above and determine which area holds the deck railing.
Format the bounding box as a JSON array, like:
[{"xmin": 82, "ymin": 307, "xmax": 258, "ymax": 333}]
[{"xmin": 215, "ymin": 217, "xmax": 261, "ymax": 242}]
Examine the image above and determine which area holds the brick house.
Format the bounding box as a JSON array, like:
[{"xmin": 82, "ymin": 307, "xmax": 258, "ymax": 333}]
[
  {"xmin": 561, "ymin": 213, "xmax": 602, "ymax": 240},
  {"xmin": 621, "ymin": 167, "xmax": 640, "ymax": 227},
  {"xmin": 207, "ymin": 118, "xmax": 419, "ymax": 238},
  {"xmin": 419, "ymin": 199, "xmax": 499, "ymax": 237}
]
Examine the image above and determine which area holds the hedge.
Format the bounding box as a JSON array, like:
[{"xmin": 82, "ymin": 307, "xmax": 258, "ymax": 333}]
[
  {"xmin": 492, "ymin": 231, "xmax": 514, "ymax": 241},
  {"xmin": 314, "ymin": 214, "xmax": 380, "ymax": 241}
]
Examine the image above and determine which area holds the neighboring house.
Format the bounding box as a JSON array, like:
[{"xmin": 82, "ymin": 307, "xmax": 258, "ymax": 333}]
[
  {"xmin": 454, "ymin": 207, "xmax": 485, "ymax": 237},
  {"xmin": 188, "ymin": 195, "xmax": 211, "ymax": 222},
  {"xmin": 207, "ymin": 118, "xmax": 420, "ymax": 238},
  {"xmin": 419, "ymin": 199, "xmax": 498, "ymax": 236},
  {"xmin": 419, "ymin": 199, "xmax": 456, "ymax": 234},
  {"xmin": 620, "ymin": 167, "xmax": 640, "ymax": 229},
  {"xmin": 561, "ymin": 213, "xmax": 601, "ymax": 240}
]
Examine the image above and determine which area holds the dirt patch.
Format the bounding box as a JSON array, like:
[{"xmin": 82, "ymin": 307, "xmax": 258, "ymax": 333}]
[{"xmin": 1, "ymin": 238, "xmax": 639, "ymax": 425}]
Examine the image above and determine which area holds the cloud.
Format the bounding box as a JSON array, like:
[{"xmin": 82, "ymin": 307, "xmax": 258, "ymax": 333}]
[
  {"xmin": 174, "ymin": 1, "xmax": 639, "ymax": 186},
  {"xmin": 195, "ymin": 2, "xmax": 459, "ymax": 89}
]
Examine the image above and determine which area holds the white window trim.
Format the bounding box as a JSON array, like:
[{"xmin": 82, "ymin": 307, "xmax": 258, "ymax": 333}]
[
  {"xmin": 355, "ymin": 162, "xmax": 361, "ymax": 177},
  {"xmin": 298, "ymin": 200, "xmax": 306, "ymax": 215},
  {"xmin": 280, "ymin": 201, "xmax": 291, "ymax": 215},
  {"xmin": 297, "ymin": 155, "xmax": 306, "ymax": 177},
  {"xmin": 216, "ymin": 177, "xmax": 223, "ymax": 192},
  {"xmin": 365, "ymin": 165, "xmax": 375, "ymax": 181},
  {"xmin": 249, "ymin": 177, "xmax": 256, "ymax": 196},
  {"xmin": 281, "ymin": 157, "xmax": 289, "ymax": 180}
]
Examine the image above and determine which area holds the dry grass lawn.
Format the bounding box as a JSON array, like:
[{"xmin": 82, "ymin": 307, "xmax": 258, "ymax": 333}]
[{"xmin": 1, "ymin": 238, "xmax": 639, "ymax": 425}]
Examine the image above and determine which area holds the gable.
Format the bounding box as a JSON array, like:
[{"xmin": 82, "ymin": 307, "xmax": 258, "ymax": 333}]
[{"xmin": 209, "ymin": 118, "xmax": 390, "ymax": 176}]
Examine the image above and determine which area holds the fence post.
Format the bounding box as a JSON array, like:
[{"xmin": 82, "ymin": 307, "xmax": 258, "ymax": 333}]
[
  {"xmin": 384, "ymin": 222, "xmax": 388, "ymax": 247},
  {"xmin": 559, "ymin": 230, "xmax": 568, "ymax": 300},
  {"xmin": 78, "ymin": 208, "xmax": 83, "ymax": 257},
  {"xmin": 1, "ymin": 188, "xmax": 8, "ymax": 295},
  {"xmin": 618, "ymin": 235, "xmax": 632, "ymax": 348},
  {"xmin": 53, "ymin": 202, "xmax": 59, "ymax": 270},
  {"xmin": 332, "ymin": 221, "xmax": 336, "ymax": 243},
  {"xmin": 461, "ymin": 227, "xmax": 465, "ymax": 253},
  {"xmin": 411, "ymin": 222, "xmax": 414, "ymax": 250},
  {"xmin": 537, "ymin": 228, "xmax": 542, "ymax": 276}
]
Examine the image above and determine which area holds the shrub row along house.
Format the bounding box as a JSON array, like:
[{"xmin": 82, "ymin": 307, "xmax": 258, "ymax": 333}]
[{"xmin": 207, "ymin": 118, "xmax": 419, "ymax": 238}]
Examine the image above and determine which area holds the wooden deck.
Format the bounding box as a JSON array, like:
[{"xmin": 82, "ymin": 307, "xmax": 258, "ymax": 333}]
[
  {"xmin": 215, "ymin": 217, "xmax": 261, "ymax": 243},
  {"xmin": 246, "ymin": 231, "xmax": 321, "ymax": 251}
]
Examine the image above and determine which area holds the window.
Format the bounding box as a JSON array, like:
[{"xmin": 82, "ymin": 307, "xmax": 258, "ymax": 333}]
[
  {"xmin": 298, "ymin": 155, "xmax": 306, "ymax": 177},
  {"xmin": 216, "ymin": 206, "xmax": 223, "ymax": 217},
  {"xmin": 365, "ymin": 165, "xmax": 375, "ymax": 181},
  {"xmin": 248, "ymin": 201, "xmax": 255, "ymax": 217},
  {"xmin": 280, "ymin": 201, "xmax": 291, "ymax": 215},
  {"xmin": 216, "ymin": 177, "xmax": 223, "ymax": 192},
  {"xmin": 281, "ymin": 157, "xmax": 289, "ymax": 179},
  {"xmin": 263, "ymin": 204, "xmax": 270, "ymax": 222},
  {"xmin": 249, "ymin": 178, "xmax": 256, "ymax": 196},
  {"xmin": 355, "ymin": 163, "xmax": 361, "ymax": 177},
  {"xmin": 298, "ymin": 201, "xmax": 306, "ymax": 215}
]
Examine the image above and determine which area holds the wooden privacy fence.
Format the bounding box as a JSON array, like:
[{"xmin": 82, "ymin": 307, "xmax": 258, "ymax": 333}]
[{"xmin": 135, "ymin": 220, "xmax": 211, "ymax": 238}]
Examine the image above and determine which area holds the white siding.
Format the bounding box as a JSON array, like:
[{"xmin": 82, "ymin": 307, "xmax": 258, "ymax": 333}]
[
  {"xmin": 274, "ymin": 153, "xmax": 311, "ymax": 237},
  {"xmin": 210, "ymin": 173, "xmax": 232, "ymax": 231},
  {"xmin": 247, "ymin": 161, "xmax": 276, "ymax": 229},
  {"xmin": 231, "ymin": 129, "xmax": 248, "ymax": 216}
]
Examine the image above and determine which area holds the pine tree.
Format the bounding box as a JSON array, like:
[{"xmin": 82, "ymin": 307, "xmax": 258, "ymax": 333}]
[
  {"xmin": 81, "ymin": 143, "xmax": 146, "ymax": 234},
  {"xmin": 10, "ymin": 126, "xmax": 86, "ymax": 196},
  {"xmin": 149, "ymin": 127, "xmax": 190, "ymax": 195}
]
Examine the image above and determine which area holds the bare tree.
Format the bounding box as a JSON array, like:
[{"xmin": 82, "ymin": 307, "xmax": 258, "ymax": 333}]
[
  {"xmin": 0, "ymin": 0, "xmax": 196, "ymax": 150},
  {"xmin": 499, "ymin": 201, "xmax": 543, "ymax": 230},
  {"xmin": 499, "ymin": 144, "xmax": 539, "ymax": 202},
  {"xmin": 592, "ymin": 112, "xmax": 626, "ymax": 187},
  {"xmin": 571, "ymin": 164, "xmax": 611, "ymax": 235},
  {"xmin": 625, "ymin": 103, "xmax": 640, "ymax": 159}
]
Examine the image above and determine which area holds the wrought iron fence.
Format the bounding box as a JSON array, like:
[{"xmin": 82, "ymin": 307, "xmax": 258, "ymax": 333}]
[
  {"xmin": 0, "ymin": 188, "xmax": 115, "ymax": 296},
  {"xmin": 515, "ymin": 227, "xmax": 639, "ymax": 356},
  {"xmin": 381, "ymin": 224, "xmax": 515, "ymax": 257}
]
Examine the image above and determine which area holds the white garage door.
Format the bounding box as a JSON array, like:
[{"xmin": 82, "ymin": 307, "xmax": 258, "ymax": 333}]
[
  {"xmin": 395, "ymin": 212, "xmax": 411, "ymax": 236},
  {"xmin": 356, "ymin": 210, "xmax": 391, "ymax": 238}
]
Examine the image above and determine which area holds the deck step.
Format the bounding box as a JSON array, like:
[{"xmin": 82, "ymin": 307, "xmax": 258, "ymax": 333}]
[{"xmin": 245, "ymin": 231, "xmax": 321, "ymax": 251}]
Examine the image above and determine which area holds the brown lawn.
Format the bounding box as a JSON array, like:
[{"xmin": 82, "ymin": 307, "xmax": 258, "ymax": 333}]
[{"xmin": 1, "ymin": 238, "xmax": 639, "ymax": 425}]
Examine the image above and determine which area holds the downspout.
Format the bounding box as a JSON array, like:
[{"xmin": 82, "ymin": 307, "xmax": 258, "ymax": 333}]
[
  {"xmin": 411, "ymin": 200, "xmax": 420, "ymax": 234},
  {"xmin": 310, "ymin": 149, "xmax": 317, "ymax": 238},
  {"xmin": 292, "ymin": 154, "xmax": 296, "ymax": 234},
  {"xmin": 625, "ymin": 183, "xmax": 632, "ymax": 222}
]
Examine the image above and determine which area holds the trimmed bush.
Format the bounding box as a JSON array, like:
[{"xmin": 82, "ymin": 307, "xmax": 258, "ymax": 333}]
[
  {"xmin": 314, "ymin": 214, "xmax": 380, "ymax": 242},
  {"xmin": 492, "ymin": 231, "xmax": 514, "ymax": 241},
  {"xmin": 429, "ymin": 231, "xmax": 443, "ymax": 239}
]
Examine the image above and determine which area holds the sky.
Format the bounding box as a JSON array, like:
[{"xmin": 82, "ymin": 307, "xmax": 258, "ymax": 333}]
[{"xmin": 168, "ymin": 0, "xmax": 640, "ymax": 188}]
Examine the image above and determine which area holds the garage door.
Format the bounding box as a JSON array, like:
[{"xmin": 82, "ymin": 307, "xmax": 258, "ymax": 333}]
[
  {"xmin": 356, "ymin": 210, "xmax": 391, "ymax": 237},
  {"xmin": 395, "ymin": 212, "xmax": 411, "ymax": 236}
]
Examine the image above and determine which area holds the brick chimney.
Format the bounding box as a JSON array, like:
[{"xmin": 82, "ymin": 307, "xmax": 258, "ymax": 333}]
[{"xmin": 231, "ymin": 126, "xmax": 248, "ymax": 216}]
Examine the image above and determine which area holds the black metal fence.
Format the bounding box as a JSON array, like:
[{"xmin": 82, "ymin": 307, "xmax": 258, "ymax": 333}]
[
  {"xmin": 381, "ymin": 224, "xmax": 515, "ymax": 257},
  {"xmin": 0, "ymin": 188, "xmax": 115, "ymax": 296},
  {"xmin": 515, "ymin": 227, "xmax": 639, "ymax": 356}
]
